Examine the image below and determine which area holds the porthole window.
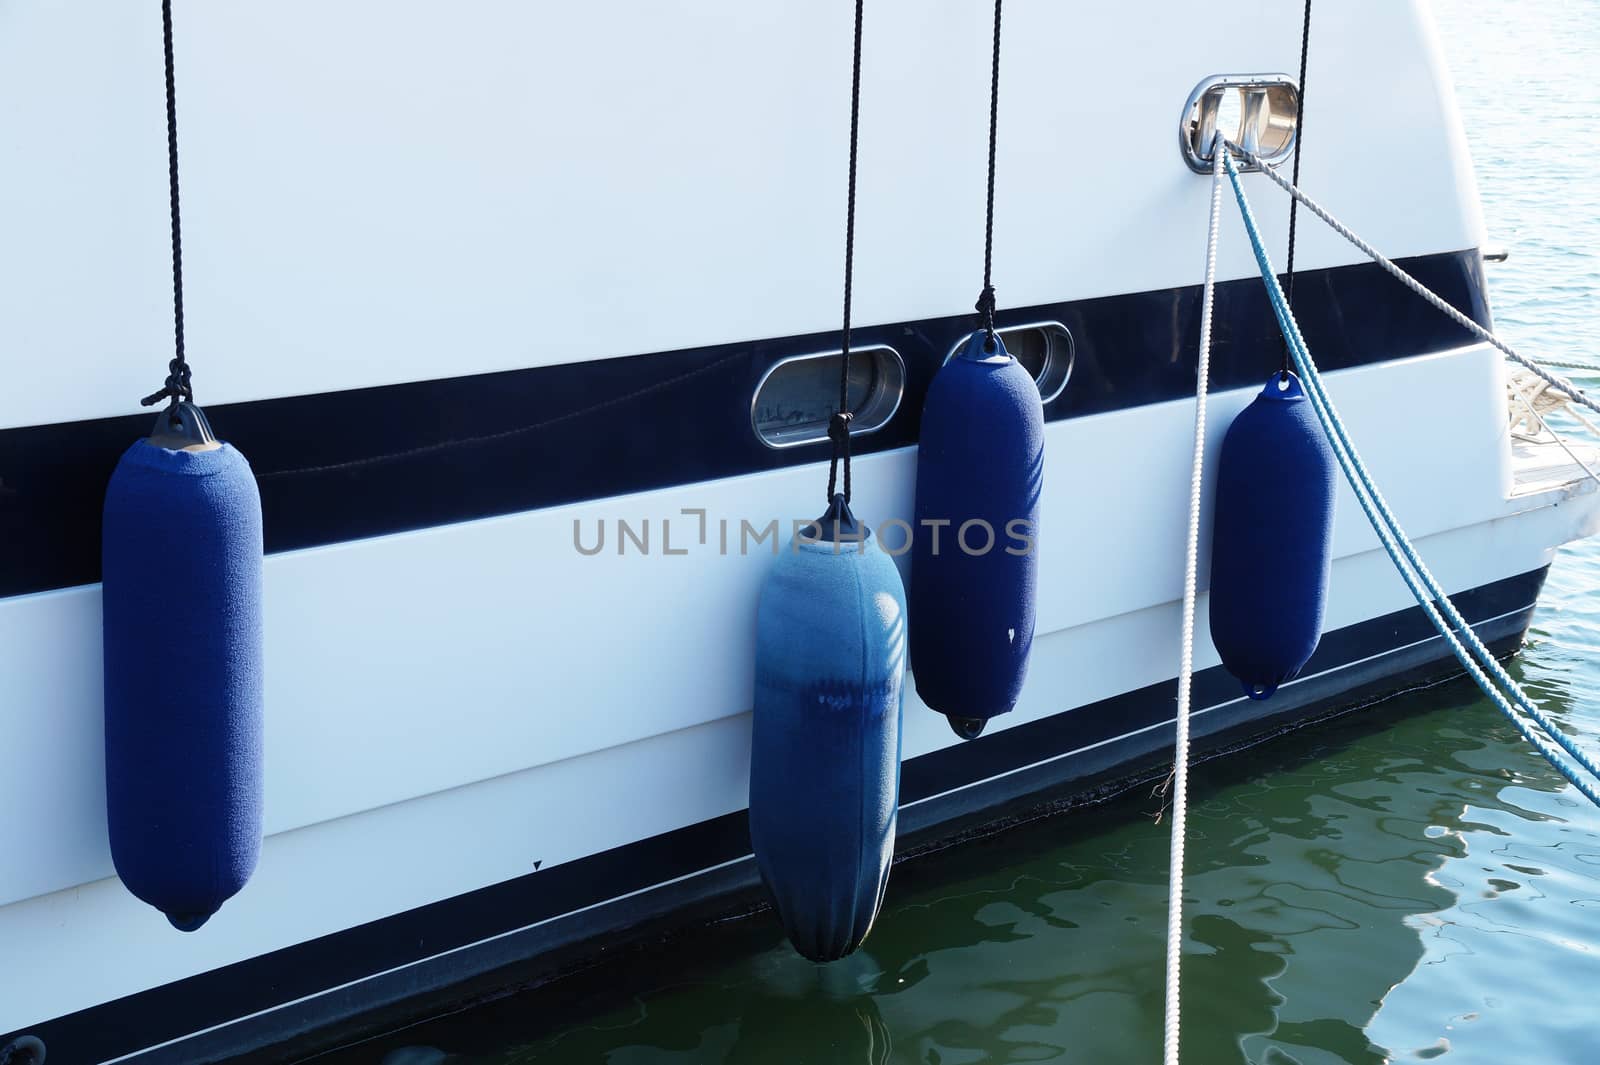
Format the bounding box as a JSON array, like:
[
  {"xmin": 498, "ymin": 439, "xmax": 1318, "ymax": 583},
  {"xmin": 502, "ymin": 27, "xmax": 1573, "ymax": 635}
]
[
  {"xmin": 946, "ymin": 322, "xmax": 1074, "ymax": 405},
  {"xmin": 751, "ymin": 345, "xmax": 906, "ymax": 449}
]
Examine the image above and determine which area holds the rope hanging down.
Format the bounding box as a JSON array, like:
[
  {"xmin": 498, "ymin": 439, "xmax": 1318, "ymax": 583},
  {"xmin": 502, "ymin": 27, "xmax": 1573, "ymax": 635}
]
[
  {"xmin": 1162, "ymin": 132, "xmax": 1227, "ymax": 1065},
  {"xmin": 826, "ymin": 0, "xmax": 866, "ymax": 505},
  {"xmin": 974, "ymin": 0, "xmax": 1004, "ymax": 345},
  {"xmin": 1279, "ymin": 0, "xmax": 1312, "ymax": 375},
  {"xmin": 1228, "ymin": 140, "xmax": 1600, "ymax": 421},
  {"xmin": 1220, "ymin": 148, "xmax": 1600, "ymax": 809},
  {"xmin": 141, "ymin": 0, "xmax": 193, "ymax": 412}
]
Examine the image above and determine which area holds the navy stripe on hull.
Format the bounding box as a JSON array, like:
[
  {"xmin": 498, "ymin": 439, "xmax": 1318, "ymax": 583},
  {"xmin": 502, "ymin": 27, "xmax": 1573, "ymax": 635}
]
[
  {"xmin": 0, "ymin": 251, "xmax": 1489, "ymax": 599},
  {"xmin": 0, "ymin": 564, "xmax": 1543, "ymax": 1065},
  {"xmin": 901, "ymin": 553, "xmax": 1539, "ymax": 805}
]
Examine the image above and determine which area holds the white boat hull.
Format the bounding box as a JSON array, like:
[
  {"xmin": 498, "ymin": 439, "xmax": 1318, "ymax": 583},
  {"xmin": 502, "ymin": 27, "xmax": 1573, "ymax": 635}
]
[{"xmin": 3, "ymin": 1, "xmax": 1594, "ymax": 1060}]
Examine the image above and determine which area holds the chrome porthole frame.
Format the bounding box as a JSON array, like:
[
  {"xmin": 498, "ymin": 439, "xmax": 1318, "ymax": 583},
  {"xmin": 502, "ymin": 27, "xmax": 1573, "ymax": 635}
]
[
  {"xmin": 749, "ymin": 344, "xmax": 907, "ymax": 450},
  {"xmin": 944, "ymin": 321, "xmax": 1075, "ymax": 406}
]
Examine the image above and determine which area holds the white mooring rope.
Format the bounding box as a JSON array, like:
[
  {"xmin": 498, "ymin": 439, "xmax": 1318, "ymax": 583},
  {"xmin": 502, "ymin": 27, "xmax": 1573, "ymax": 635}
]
[
  {"xmin": 1222, "ymin": 146, "xmax": 1600, "ymax": 809},
  {"xmin": 1164, "ymin": 133, "xmax": 1226, "ymax": 1065},
  {"xmin": 1505, "ymin": 367, "xmax": 1600, "ymax": 485},
  {"xmin": 1509, "ymin": 368, "xmax": 1600, "ymax": 440},
  {"xmin": 1156, "ymin": 135, "xmax": 1600, "ymax": 1065},
  {"xmin": 1225, "ymin": 140, "xmax": 1600, "ymax": 421}
]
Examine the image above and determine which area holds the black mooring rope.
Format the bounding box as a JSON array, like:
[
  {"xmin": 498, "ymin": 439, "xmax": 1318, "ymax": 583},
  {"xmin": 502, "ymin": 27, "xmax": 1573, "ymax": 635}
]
[
  {"xmin": 974, "ymin": 0, "xmax": 1003, "ymax": 348},
  {"xmin": 1280, "ymin": 0, "xmax": 1312, "ymax": 376},
  {"xmin": 141, "ymin": 0, "xmax": 192, "ymax": 411},
  {"xmin": 827, "ymin": 0, "xmax": 866, "ymax": 505}
]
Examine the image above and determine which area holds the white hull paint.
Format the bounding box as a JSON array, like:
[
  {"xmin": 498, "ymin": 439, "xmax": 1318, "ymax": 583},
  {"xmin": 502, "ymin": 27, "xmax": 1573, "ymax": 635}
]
[{"xmin": 2, "ymin": 1, "xmax": 1477, "ymax": 429}]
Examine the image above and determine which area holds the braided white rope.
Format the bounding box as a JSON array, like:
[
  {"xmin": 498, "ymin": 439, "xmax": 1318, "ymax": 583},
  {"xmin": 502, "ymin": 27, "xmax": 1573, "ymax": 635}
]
[
  {"xmin": 1504, "ymin": 370, "xmax": 1600, "ymax": 484},
  {"xmin": 1164, "ymin": 134, "xmax": 1226, "ymax": 1065},
  {"xmin": 1223, "ymin": 146, "xmax": 1600, "ymax": 808},
  {"xmin": 1226, "ymin": 140, "xmax": 1600, "ymax": 419}
]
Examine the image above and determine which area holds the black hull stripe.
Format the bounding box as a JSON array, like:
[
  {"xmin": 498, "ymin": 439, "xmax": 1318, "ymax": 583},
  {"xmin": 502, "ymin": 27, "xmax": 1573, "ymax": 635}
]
[
  {"xmin": 0, "ymin": 251, "xmax": 1489, "ymax": 599},
  {"xmin": 0, "ymin": 564, "xmax": 1543, "ymax": 1065},
  {"xmin": 902, "ymin": 555, "xmax": 1537, "ymax": 803}
]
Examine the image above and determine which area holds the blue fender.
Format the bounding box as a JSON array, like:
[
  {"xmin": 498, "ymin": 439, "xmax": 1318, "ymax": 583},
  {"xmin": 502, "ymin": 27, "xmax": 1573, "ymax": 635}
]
[
  {"xmin": 910, "ymin": 331, "xmax": 1043, "ymax": 736},
  {"xmin": 102, "ymin": 440, "xmax": 264, "ymax": 930},
  {"xmin": 750, "ymin": 526, "xmax": 906, "ymax": 961},
  {"xmin": 1209, "ymin": 373, "xmax": 1337, "ymax": 699}
]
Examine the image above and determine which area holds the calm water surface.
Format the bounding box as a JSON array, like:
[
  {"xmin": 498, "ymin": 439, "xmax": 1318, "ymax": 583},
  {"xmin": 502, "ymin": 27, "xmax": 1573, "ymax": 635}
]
[{"xmin": 344, "ymin": 5, "xmax": 1600, "ymax": 1062}]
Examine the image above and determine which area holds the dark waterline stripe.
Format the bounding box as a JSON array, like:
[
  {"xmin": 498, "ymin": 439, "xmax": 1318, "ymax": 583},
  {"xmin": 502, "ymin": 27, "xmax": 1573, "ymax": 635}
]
[
  {"xmin": 0, "ymin": 564, "xmax": 1540, "ymax": 1065},
  {"xmin": 0, "ymin": 252, "xmax": 1488, "ymax": 600}
]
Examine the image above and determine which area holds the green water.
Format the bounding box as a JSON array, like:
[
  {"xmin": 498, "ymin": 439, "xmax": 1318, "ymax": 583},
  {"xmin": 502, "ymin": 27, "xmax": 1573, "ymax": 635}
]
[
  {"xmin": 359, "ymin": 694, "xmax": 1597, "ymax": 1065},
  {"xmin": 341, "ymin": 4, "xmax": 1600, "ymax": 1062}
]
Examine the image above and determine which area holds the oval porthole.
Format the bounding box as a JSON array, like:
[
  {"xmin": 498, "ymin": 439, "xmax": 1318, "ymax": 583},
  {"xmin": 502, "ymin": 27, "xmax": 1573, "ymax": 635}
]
[
  {"xmin": 946, "ymin": 322, "xmax": 1074, "ymax": 406},
  {"xmin": 751, "ymin": 345, "xmax": 906, "ymax": 449}
]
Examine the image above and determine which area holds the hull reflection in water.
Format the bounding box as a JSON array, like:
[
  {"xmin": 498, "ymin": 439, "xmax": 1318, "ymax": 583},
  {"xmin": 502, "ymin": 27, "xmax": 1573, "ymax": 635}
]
[
  {"xmin": 350, "ymin": 669, "xmax": 1600, "ymax": 1064},
  {"xmin": 725, "ymin": 956, "xmax": 891, "ymax": 1065}
]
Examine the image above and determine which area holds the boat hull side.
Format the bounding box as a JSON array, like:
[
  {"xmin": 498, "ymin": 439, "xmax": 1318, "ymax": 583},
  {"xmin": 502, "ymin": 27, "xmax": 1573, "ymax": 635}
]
[{"xmin": 0, "ymin": 563, "xmax": 1551, "ymax": 1065}]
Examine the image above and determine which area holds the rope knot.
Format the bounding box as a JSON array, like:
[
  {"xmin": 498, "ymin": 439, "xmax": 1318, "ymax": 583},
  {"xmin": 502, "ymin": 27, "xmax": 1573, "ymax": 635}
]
[
  {"xmin": 975, "ymin": 285, "xmax": 998, "ymax": 349},
  {"xmin": 826, "ymin": 410, "xmax": 855, "ymax": 504},
  {"xmin": 974, "ymin": 285, "xmax": 997, "ymax": 323},
  {"xmin": 140, "ymin": 357, "xmax": 193, "ymax": 408},
  {"xmin": 828, "ymin": 410, "xmax": 854, "ymax": 449}
]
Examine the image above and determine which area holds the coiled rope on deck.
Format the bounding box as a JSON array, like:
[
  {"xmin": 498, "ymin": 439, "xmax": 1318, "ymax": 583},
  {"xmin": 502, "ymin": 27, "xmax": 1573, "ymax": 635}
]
[
  {"xmin": 1163, "ymin": 133, "xmax": 1227, "ymax": 1065},
  {"xmin": 1219, "ymin": 148, "xmax": 1600, "ymax": 809}
]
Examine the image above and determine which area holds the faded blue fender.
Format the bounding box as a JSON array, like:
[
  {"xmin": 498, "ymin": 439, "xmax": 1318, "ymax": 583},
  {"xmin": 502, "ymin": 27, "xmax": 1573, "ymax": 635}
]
[{"xmin": 749, "ymin": 528, "xmax": 906, "ymax": 962}]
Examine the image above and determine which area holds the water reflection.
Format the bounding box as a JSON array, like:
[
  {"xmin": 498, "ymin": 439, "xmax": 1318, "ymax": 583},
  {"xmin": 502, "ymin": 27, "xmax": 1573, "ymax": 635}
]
[
  {"xmin": 854, "ymin": 685, "xmax": 1575, "ymax": 1065},
  {"xmin": 726, "ymin": 956, "xmax": 891, "ymax": 1065},
  {"xmin": 345, "ymin": 672, "xmax": 1597, "ymax": 1065}
]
